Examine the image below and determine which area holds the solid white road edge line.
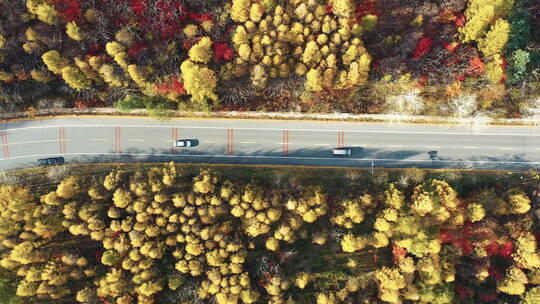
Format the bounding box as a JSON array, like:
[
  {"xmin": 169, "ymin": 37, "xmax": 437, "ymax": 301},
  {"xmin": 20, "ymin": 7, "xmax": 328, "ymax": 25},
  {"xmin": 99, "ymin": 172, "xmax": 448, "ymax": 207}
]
[{"xmin": 2, "ymin": 152, "xmax": 540, "ymax": 165}]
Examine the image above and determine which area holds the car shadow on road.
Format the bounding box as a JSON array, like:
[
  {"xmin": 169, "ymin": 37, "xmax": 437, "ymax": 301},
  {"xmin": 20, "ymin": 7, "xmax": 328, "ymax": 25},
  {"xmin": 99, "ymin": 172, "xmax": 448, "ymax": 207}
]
[
  {"xmin": 434, "ymin": 153, "xmax": 530, "ymax": 170},
  {"xmin": 39, "ymin": 146, "xmax": 538, "ymax": 171}
]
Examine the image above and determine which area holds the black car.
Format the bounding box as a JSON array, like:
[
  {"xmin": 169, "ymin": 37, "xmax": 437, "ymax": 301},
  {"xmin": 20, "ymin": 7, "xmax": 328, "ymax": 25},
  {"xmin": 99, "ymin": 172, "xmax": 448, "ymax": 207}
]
[{"xmin": 37, "ymin": 157, "xmax": 65, "ymax": 166}]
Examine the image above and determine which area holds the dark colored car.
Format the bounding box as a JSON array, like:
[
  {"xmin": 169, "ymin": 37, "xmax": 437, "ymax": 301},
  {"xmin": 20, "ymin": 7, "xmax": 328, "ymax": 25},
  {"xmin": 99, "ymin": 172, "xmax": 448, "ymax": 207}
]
[{"xmin": 37, "ymin": 156, "xmax": 65, "ymax": 166}]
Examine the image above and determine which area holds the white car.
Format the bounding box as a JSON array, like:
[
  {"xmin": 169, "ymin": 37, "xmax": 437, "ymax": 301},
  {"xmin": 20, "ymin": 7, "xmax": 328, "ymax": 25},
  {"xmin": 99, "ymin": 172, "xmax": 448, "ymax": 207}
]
[
  {"xmin": 175, "ymin": 139, "xmax": 194, "ymax": 147},
  {"xmin": 332, "ymin": 148, "xmax": 352, "ymax": 156}
]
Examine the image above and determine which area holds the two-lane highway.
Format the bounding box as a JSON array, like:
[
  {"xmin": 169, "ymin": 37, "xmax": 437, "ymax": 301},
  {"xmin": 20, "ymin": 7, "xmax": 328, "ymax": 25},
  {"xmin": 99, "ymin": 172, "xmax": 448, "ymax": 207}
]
[{"xmin": 1, "ymin": 116, "xmax": 540, "ymax": 171}]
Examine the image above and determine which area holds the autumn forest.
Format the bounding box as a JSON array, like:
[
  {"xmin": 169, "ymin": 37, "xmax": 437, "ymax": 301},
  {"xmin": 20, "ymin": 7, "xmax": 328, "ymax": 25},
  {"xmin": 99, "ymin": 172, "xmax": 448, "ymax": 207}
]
[
  {"xmin": 0, "ymin": 0, "xmax": 538, "ymax": 117},
  {"xmin": 1, "ymin": 1, "xmax": 540, "ymax": 303},
  {"xmin": 0, "ymin": 164, "xmax": 538, "ymax": 303}
]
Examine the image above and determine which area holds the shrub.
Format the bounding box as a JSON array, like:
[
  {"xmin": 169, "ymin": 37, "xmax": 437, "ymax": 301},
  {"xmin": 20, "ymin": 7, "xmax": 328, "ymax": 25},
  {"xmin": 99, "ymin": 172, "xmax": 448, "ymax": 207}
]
[
  {"xmin": 114, "ymin": 95, "xmax": 145, "ymax": 112},
  {"xmin": 507, "ymin": 49, "xmax": 530, "ymax": 85}
]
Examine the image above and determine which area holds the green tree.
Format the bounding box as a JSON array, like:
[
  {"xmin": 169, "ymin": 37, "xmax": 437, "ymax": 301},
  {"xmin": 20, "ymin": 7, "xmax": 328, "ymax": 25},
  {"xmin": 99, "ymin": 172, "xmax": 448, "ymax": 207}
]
[
  {"xmin": 507, "ymin": 49, "xmax": 530, "ymax": 84},
  {"xmin": 361, "ymin": 15, "xmax": 378, "ymax": 31},
  {"xmin": 101, "ymin": 250, "xmax": 121, "ymax": 266},
  {"xmin": 0, "ymin": 270, "xmax": 22, "ymax": 304},
  {"xmin": 505, "ymin": 8, "xmax": 531, "ymax": 53},
  {"xmin": 417, "ymin": 283, "xmax": 455, "ymax": 304}
]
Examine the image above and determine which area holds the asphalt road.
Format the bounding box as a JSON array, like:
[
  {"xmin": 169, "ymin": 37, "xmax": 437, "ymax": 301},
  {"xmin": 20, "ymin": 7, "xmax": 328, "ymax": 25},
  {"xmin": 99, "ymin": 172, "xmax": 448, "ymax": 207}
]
[{"xmin": 1, "ymin": 116, "xmax": 540, "ymax": 171}]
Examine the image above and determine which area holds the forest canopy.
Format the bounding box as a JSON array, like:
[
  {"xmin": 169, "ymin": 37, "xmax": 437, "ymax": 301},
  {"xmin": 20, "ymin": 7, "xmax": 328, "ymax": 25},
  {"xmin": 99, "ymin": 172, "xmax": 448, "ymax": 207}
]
[
  {"xmin": 0, "ymin": 164, "xmax": 539, "ymax": 303},
  {"xmin": 0, "ymin": 0, "xmax": 538, "ymax": 116}
]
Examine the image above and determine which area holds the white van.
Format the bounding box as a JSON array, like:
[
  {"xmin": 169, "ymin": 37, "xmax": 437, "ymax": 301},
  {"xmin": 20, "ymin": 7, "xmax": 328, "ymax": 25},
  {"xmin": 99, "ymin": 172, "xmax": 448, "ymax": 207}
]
[{"xmin": 332, "ymin": 148, "xmax": 352, "ymax": 156}]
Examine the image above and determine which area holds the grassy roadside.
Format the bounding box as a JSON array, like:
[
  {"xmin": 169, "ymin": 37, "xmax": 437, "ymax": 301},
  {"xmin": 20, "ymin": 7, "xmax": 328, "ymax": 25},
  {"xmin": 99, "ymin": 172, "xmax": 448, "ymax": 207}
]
[
  {"xmin": 2, "ymin": 163, "xmax": 536, "ymax": 198},
  {"xmin": 2, "ymin": 109, "xmax": 540, "ymax": 127}
]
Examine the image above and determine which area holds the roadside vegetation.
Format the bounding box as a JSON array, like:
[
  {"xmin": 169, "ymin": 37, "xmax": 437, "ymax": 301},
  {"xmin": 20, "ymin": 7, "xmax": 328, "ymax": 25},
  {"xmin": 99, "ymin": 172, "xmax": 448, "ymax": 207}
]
[
  {"xmin": 0, "ymin": 0, "xmax": 538, "ymax": 118},
  {"xmin": 0, "ymin": 163, "xmax": 539, "ymax": 303}
]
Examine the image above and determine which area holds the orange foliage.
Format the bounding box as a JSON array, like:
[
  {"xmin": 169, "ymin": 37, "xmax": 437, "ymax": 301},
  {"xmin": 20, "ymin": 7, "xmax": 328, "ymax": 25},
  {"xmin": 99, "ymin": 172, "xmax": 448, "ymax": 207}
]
[
  {"xmin": 439, "ymin": 10, "xmax": 457, "ymax": 23},
  {"xmin": 445, "ymin": 81, "xmax": 462, "ymax": 97},
  {"xmin": 466, "ymin": 57, "xmax": 486, "ymax": 77}
]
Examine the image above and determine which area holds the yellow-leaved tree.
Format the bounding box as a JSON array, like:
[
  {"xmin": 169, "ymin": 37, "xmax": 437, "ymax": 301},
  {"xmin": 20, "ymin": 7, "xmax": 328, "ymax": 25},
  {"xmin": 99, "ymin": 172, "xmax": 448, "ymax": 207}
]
[
  {"xmin": 26, "ymin": 1, "xmax": 58, "ymax": 25},
  {"xmin": 478, "ymin": 19, "xmax": 510, "ymax": 57},
  {"xmin": 460, "ymin": 0, "xmax": 514, "ymax": 84},
  {"xmin": 189, "ymin": 37, "xmax": 212, "ymax": 64},
  {"xmin": 61, "ymin": 66, "xmax": 92, "ymax": 91},
  {"xmin": 498, "ymin": 187, "xmax": 532, "ymax": 215},
  {"xmin": 250, "ymin": 3, "xmax": 265, "ymax": 22},
  {"xmin": 331, "ymin": 0, "xmax": 355, "ymax": 18},
  {"xmin": 56, "ymin": 176, "xmax": 82, "ymax": 199},
  {"xmin": 459, "ymin": 4, "xmax": 495, "ymax": 43},
  {"xmin": 375, "ymin": 267, "xmax": 406, "ymax": 303},
  {"xmin": 127, "ymin": 64, "xmax": 148, "ymax": 87},
  {"xmin": 42, "ymin": 50, "xmax": 67, "ymax": 74},
  {"xmin": 180, "ymin": 60, "xmax": 218, "ymax": 104},
  {"xmin": 231, "ymin": 0, "xmax": 251, "ymax": 22},
  {"xmin": 228, "ymin": 0, "xmax": 370, "ymax": 92},
  {"xmin": 66, "ymin": 22, "xmax": 83, "ymax": 41},
  {"xmin": 341, "ymin": 233, "xmax": 368, "ymax": 253},
  {"xmin": 485, "ymin": 54, "xmax": 505, "ymax": 83},
  {"xmin": 305, "ymin": 68, "xmax": 323, "ymax": 92},
  {"xmin": 331, "ymin": 199, "xmax": 365, "ymax": 229},
  {"xmin": 294, "ymin": 272, "xmax": 310, "ymax": 289},
  {"xmin": 250, "ymin": 64, "xmax": 268, "ymax": 88},
  {"xmin": 497, "ymin": 266, "xmax": 528, "ymax": 295}
]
